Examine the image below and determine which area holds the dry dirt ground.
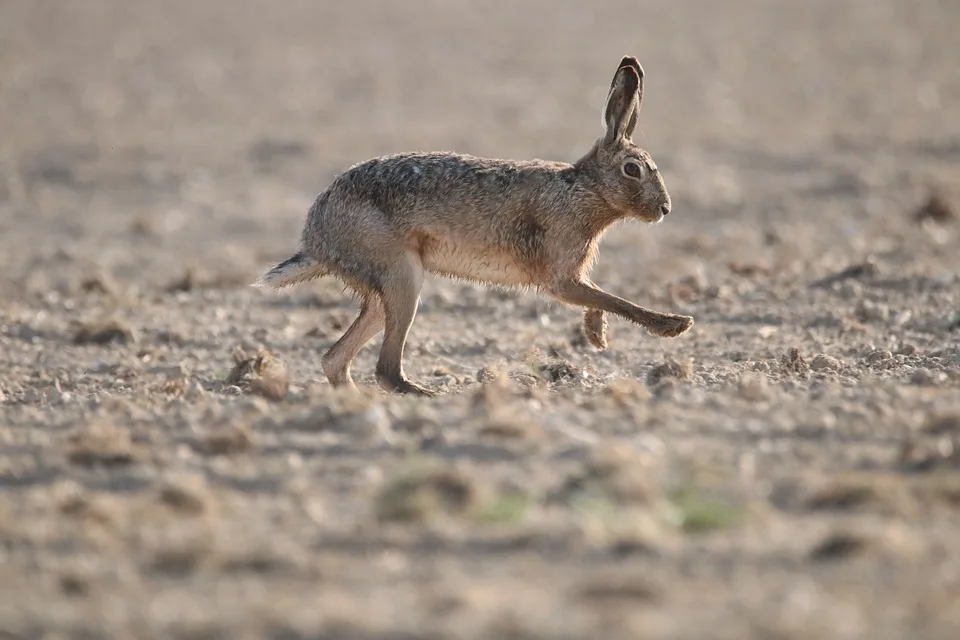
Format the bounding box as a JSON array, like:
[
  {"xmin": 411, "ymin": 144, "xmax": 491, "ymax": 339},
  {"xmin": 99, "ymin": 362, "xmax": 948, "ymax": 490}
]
[{"xmin": 2, "ymin": 1, "xmax": 960, "ymax": 638}]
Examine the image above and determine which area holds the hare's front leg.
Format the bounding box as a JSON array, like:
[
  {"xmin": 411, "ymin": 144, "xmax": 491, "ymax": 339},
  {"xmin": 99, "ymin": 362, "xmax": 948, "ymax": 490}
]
[
  {"xmin": 552, "ymin": 279, "xmax": 693, "ymax": 338},
  {"xmin": 583, "ymin": 308, "xmax": 608, "ymax": 349},
  {"xmin": 375, "ymin": 250, "xmax": 437, "ymax": 397}
]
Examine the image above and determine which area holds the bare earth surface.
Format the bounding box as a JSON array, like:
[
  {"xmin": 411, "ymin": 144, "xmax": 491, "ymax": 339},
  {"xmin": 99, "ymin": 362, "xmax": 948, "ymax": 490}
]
[{"xmin": 2, "ymin": 1, "xmax": 960, "ymax": 638}]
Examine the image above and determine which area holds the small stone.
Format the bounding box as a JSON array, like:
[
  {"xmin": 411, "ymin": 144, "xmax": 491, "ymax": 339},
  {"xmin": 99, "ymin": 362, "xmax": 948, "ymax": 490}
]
[
  {"xmin": 476, "ymin": 367, "xmax": 500, "ymax": 384},
  {"xmin": 646, "ymin": 358, "xmax": 694, "ymax": 386},
  {"xmin": 810, "ymin": 354, "xmax": 841, "ymax": 372},
  {"xmin": 536, "ymin": 360, "xmax": 583, "ymax": 383},
  {"xmin": 896, "ymin": 343, "xmax": 917, "ymax": 356},
  {"xmin": 855, "ymin": 299, "xmax": 890, "ymax": 323},
  {"xmin": 73, "ymin": 319, "xmax": 136, "ymax": 345},
  {"xmin": 865, "ymin": 349, "xmax": 892, "ymax": 364},
  {"xmin": 893, "ymin": 310, "xmax": 913, "ymax": 327},
  {"xmin": 836, "ymin": 281, "xmax": 863, "ymax": 300},
  {"xmin": 757, "ymin": 326, "xmax": 778, "ymax": 339},
  {"xmin": 913, "ymin": 191, "xmax": 955, "ymax": 224}
]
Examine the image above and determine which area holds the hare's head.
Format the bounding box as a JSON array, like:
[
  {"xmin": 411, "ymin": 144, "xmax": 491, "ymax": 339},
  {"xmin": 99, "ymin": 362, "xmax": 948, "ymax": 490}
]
[{"xmin": 579, "ymin": 57, "xmax": 671, "ymax": 224}]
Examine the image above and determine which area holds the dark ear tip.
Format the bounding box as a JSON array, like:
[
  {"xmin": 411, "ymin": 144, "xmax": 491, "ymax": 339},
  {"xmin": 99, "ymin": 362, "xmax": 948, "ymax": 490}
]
[{"xmin": 617, "ymin": 55, "xmax": 644, "ymax": 79}]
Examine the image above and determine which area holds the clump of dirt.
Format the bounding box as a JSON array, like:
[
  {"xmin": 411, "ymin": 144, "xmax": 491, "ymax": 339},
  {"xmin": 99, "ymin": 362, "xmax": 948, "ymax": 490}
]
[
  {"xmin": 375, "ymin": 462, "xmax": 482, "ymax": 523},
  {"xmin": 897, "ymin": 437, "xmax": 960, "ymax": 473},
  {"xmin": 810, "ymin": 259, "xmax": 879, "ymax": 288},
  {"xmin": 535, "ymin": 359, "xmax": 584, "ymax": 383},
  {"xmin": 72, "ymin": 319, "xmax": 135, "ymax": 345},
  {"xmin": 574, "ymin": 573, "xmax": 662, "ymax": 605},
  {"xmin": 552, "ymin": 442, "xmax": 661, "ymax": 507},
  {"xmin": 468, "ymin": 373, "xmax": 542, "ymax": 440},
  {"xmin": 147, "ymin": 540, "xmax": 213, "ymax": 577},
  {"xmin": 225, "ymin": 346, "xmax": 289, "ymax": 401},
  {"xmin": 913, "ymin": 190, "xmax": 955, "ymax": 224},
  {"xmin": 810, "ymin": 353, "xmax": 843, "ymax": 372},
  {"xmin": 65, "ymin": 421, "xmax": 145, "ymax": 468},
  {"xmin": 147, "ymin": 364, "xmax": 190, "ymax": 396},
  {"xmin": 646, "ymin": 358, "xmax": 693, "ymax": 386},
  {"xmin": 156, "ymin": 476, "xmax": 211, "ymax": 516},
  {"xmin": 477, "ymin": 417, "xmax": 541, "ymax": 441},
  {"xmin": 921, "ymin": 411, "xmax": 960, "ymax": 436},
  {"xmin": 58, "ymin": 573, "xmax": 90, "ymax": 597},
  {"xmin": 908, "ymin": 474, "xmax": 960, "ymax": 510},
  {"xmin": 57, "ymin": 488, "xmax": 117, "ymax": 528},
  {"xmin": 165, "ymin": 267, "xmax": 203, "ymax": 293},
  {"xmin": 475, "ymin": 366, "xmax": 502, "ymax": 385},
  {"xmin": 803, "ymin": 475, "xmax": 912, "ymax": 516},
  {"xmin": 191, "ymin": 422, "xmax": 254, "ymax": 457},
  {"xmin": 282, "ymin": 393, "xmax": 390, "ymax": 440},
  {"xmin": 166, "ymin": 266, "xmax": 248, "ymax": 293},
  {"xmin": 77, "ymin": 272, "xmax": 118, "ymax": 296},
  {"xmin": 779, "ymin": 348, "xmax": 809, "ymax": 376},
  {"xmin": 728, "ymin": 261, "xmax": 770, "ymax": 278},
  {"xmin": 808, "ymin": 530, "xmax": 874, "ymax": 562}
]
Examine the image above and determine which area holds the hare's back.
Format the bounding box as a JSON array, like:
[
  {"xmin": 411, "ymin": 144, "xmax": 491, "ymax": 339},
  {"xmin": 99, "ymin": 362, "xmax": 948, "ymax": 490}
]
[
  {"xmin": 332, "ymin": 152, "xmax": 568, "ymax": 286},
  {"xmin": 336, "ymin": 152, "xmax": 569, "ymax": 221}
]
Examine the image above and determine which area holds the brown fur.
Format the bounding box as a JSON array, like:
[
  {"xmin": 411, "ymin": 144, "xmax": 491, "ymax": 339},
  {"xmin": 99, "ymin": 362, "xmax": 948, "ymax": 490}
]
[{"xmin": 255, "ymin": 56, "xmax": 694, "ymax": 396}]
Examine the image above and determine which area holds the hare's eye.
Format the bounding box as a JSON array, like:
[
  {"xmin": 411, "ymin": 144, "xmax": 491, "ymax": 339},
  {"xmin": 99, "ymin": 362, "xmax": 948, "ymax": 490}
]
[{"xmin": 622, "ymin": 161, "xmax": 644, "ymax": 179}]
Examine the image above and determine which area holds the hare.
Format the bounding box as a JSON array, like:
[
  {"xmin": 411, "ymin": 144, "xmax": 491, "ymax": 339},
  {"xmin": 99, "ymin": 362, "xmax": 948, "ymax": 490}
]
[{"xmin": 256, "ymin": 56, "xmax": 693, "ymax": 396}]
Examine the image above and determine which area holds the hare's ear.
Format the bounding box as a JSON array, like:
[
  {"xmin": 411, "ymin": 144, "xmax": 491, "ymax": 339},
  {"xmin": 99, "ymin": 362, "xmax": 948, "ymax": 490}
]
[{"xmin": 602, "ymin": 57, "xmax": 643, "ymax": 144}]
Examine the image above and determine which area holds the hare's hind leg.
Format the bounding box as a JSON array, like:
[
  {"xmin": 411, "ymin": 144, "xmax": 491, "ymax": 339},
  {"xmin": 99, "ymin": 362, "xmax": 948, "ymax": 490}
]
[
  {"xmin": 321, "ymin": 295, "xmax": 384, "ymax": 388},
  {"xmin": 375, "ymin": 250, "xmax": 435, "ymax": 397}
]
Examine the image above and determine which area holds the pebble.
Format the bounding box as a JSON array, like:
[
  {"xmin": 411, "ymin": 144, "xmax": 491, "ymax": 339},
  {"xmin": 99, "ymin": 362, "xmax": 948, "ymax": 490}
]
[
  {"xmin": 865, "ymin": 349, "xmax": 892, "ymax": 364},
  {"xmin": 896, "ymin": 343, "xmax": 917, "ymax": 356},
  {"xmin": 855, "ymin": 299, "xmax": 890, "ymax": 323},
  {"xmin": 810, "ymin": 354, "xmax": 842, "ymax": 371}
]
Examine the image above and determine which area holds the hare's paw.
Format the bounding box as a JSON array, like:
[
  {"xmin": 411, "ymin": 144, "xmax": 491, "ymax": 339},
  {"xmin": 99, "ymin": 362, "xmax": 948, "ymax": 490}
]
[
  {"xmin": 583, "ymin": 309, "xmax": 609, "ymax": 350},
  {"xmin": 647, "ymin": 314, "xmax": 694, "ymax": 338},
  {"xmin": 377, "ymin": 372, "xmax": 438, "ymax": 397}
]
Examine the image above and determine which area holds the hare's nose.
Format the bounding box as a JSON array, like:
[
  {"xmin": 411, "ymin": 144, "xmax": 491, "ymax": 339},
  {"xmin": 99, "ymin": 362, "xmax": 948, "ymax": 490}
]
[{"xmin": 660, "ymin": 203, "xmax": 671, "ymax": 216}]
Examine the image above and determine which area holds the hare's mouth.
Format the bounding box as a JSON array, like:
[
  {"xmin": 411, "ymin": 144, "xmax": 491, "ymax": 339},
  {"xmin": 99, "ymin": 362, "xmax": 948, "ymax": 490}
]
[
  {"xmin": 639, "ymin": 210, "xmax": 665, "ymax": 224},
  {"xmin": 645, "ymin": 203, "xmax": 670, "ymax": 224}
]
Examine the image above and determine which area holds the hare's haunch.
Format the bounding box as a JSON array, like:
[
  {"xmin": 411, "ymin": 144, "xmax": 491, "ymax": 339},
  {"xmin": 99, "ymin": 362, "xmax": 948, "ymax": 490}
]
[{"xmin": 256, "ymin": 56, "xmax": 694, "ymax": 396}]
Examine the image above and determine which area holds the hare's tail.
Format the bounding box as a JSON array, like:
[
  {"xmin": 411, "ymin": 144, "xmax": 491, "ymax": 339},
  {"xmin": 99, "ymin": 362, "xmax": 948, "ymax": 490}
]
[{"xmin": 253, "ymin": 252, "xmax": 326, "ymax": 289}]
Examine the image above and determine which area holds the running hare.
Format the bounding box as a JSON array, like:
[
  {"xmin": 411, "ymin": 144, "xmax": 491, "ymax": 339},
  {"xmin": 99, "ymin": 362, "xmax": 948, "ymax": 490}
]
[{"xmin": 256, "ymin": 56, "xmax": 693, "ymax": 396}]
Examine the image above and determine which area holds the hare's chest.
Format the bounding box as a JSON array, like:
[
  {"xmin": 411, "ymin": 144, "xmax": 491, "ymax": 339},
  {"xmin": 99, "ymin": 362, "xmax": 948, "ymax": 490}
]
[{"xmin": 417, "ymin": 236, "xmax": 534, "ymax": 287}]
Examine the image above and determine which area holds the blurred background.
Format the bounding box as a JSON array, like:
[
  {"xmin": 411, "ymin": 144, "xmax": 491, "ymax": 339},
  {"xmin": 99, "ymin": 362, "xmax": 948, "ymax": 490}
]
[{"xmin": 1, "ymin": 0, "xmax": 957, "ymax": 299}]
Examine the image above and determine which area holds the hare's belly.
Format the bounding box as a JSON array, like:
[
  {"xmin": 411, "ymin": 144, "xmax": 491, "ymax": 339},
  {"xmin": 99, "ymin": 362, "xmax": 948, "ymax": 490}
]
[{"xmin": 419, "ymin": 237, "xmax": 533, "ymax": 287}]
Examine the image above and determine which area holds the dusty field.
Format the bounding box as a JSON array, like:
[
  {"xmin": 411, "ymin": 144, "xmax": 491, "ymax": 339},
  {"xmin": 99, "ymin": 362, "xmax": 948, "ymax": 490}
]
[{"xmin": 2, "ymin": 1, "xmax": 960, "ymax": 637}]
